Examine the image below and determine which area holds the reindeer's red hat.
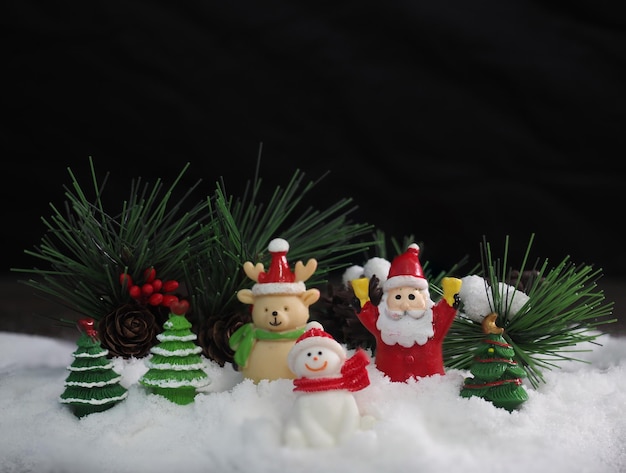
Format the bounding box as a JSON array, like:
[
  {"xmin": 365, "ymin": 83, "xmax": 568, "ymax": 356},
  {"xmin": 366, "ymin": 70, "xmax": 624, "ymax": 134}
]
[{"xmin": 251, "ymin": 238, "xmax": 307, "ymax": 295}]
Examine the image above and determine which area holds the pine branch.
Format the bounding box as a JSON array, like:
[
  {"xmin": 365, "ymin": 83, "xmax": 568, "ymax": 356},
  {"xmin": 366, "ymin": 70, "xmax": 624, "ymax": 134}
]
[
  {"xmin": 444, "ymin": 234, "xmax": 616, "ymax": 389},
  {"xmin": 12, "ymin": 157, "xmax": 210, "ymax": 322},
  {"xmin": 184, "ymin": 161, "xmax": 379, "ymax": 322}
]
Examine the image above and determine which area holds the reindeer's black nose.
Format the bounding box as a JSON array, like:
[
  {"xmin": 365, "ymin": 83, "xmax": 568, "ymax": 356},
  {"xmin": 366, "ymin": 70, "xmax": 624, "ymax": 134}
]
[{"xmin": 272, "ymin": 311, "xmax": 278, "ymax": 316}]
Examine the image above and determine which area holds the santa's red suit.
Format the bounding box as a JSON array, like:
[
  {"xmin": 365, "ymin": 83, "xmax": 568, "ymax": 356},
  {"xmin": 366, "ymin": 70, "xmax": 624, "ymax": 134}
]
[
  {"xmin": 352, "ymin": 243, "xmax": 459, "ymax": 382},
  {"xmin": 357, "ymin": 298, "xmax": 457, "ymax": 382}
]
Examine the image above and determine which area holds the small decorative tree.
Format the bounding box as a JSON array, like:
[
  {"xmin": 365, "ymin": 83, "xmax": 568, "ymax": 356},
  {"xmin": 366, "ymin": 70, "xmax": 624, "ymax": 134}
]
[
  {"xmin": 139, "ymin": 300, "xmax": 210, "ymax": 405},
  {"xmin": 59, "ymin": 318, "xmax": 128, "ymax": 417},
  {"xmin": 460, "ymin": 313, "xmax": 529, "ymax": 411}
]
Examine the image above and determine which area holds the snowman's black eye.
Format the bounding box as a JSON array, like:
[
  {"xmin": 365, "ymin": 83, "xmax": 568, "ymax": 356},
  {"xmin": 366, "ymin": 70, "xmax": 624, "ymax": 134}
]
[{"xmin": 318, "ymin": 351, "xmax": 323, "ymax": 356}]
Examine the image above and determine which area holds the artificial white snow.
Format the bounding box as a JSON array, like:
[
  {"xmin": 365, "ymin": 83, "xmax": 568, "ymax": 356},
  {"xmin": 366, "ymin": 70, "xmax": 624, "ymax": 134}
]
[
  {"xmin": 58, "ymin": 392, "xmax": 128, "ymax": 405},
  {"xmin": 66, "ymin": 361, "xmax": 115, "ymax": 371},
  {"xmin": 144, "ymin": 360, "xmax": 206, "ymax": 371},
  {"xmin": 139, "ymin": 377, "xmax": 210, "ymax": 389},
  {"xmin": 62, "ymin": 377, "xmax": 123, "ymax": 388},
  {"xmin": 157, "ymin": 333, "xmax": 198, "ymax": 342},
  {"xmin": 0, "ymin": 330, "xmax": 624, "ymax": 473},
  {"xmin": 150, "ymin": 346, "xmax": 202, "ymax": 356},
  {"xmin": 74, "ymin": 350, "xmax": 110, "ymax": 359}
]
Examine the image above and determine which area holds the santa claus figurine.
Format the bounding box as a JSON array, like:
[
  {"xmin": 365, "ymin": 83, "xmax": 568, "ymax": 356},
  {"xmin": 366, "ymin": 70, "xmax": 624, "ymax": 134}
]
[
  {"xmin": 283, "ymin": 322, "xmax": 373, "ymax": 448},
  {"xmin": 350, "ymin": 244, "xmax": 462, "ymax": 382}
]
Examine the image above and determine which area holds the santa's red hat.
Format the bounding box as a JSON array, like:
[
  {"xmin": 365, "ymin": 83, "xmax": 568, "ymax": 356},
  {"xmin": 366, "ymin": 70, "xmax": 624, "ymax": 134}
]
[
  {"xmin": 382, "ymin": 243, "xmax": 428, "ymax": 291},
  {"xmin": 287, "ymin": 322, "xmax": 346, "ymax": 373},
  {"xmin": 252, "ymin": 238, "xmax": 306, "ymax": 295}
]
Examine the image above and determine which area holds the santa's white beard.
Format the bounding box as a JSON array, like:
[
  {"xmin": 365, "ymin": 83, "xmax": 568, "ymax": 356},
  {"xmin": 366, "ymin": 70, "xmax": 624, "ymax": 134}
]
[{"xmin": 376, "ymin": 306, "xmax": 435, "ymax": 347}]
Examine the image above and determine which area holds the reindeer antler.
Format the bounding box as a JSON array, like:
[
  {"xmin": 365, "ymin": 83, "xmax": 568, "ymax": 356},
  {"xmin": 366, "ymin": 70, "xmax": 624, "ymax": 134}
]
[
  {"xmin": 294, "ymin": 259, "xmax": 317, "ymax": 283},
  {"xmin": 243, "ymin": 261, "xmax": 265, "ymax": 283},
  {"xmin": 243, "ymin": 239, "xmax": 318, "ymax": 286}
]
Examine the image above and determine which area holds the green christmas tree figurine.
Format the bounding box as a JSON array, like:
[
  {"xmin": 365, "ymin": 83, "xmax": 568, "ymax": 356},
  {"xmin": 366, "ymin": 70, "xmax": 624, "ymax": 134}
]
[
  {"xmin": 59, "ymin": 318, "xmax": 128, "ymax": 418},
  {"xmin": 460, "ymin": 313, "xmax": 529, "ymax": 411},
  {"xmin": 139, "ymin": 300, "xmax": 210, "ymax": 405}
]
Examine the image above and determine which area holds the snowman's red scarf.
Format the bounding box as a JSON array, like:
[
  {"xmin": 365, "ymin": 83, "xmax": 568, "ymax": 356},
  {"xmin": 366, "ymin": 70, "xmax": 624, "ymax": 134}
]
[{"xmin": 292, "ymin": 349, "xmax": 370, "ymax": 393}]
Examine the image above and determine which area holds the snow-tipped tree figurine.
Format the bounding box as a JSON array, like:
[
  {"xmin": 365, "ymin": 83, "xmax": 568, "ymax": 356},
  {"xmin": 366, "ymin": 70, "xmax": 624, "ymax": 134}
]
[
  {"xmin": 59, "ymin": 317, "xmax": 128, "ymax": 417},
  {"xmin": 139, "ymin": 300, "xmax": 210, "ymax": 405},
  {"xmin": 460, "ymin": 313, "xmax": 529, "ymax": 411}
]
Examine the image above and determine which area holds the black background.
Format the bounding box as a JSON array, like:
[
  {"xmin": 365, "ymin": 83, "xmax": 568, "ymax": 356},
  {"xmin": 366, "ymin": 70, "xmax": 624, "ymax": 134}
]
[{"xmin": 4, "ymin": 1, "xmax": 626, "ymax": 280}]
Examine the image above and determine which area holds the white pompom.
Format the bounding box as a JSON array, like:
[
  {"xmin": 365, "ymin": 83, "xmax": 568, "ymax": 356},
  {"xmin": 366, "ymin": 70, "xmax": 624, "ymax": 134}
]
[
  {"xmin": 495, "ymin": 282, "xmax": 530, "ymax": 321},
  {"xmin": 268, "ymin": 238, "xmax": 289, "ymax": 252},
  {"xmin": 363, "ymin": 257, "xmax": 391, "ymax": 283},
  {"xmin": 458, "ymin": 275, "xmax": 493, "ymax": 323},
  {"xmin": 459, "ymin": 275, "xmax": 531, "ymax": 323},
  {"xmin": 305, "ymin": 321, "xmax": 324, "ymax": 331},
  {"xmin": 342, "ymin": 265, "xmax": 364, "ymax": 287}
]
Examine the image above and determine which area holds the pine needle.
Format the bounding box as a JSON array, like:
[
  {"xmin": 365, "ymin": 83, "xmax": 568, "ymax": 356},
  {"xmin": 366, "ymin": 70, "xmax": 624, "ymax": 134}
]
[
  {"xmin": 12, "ymin": 157, "xmax": 210, "ymax": 322},
  {"xmin": 183, "ymin": 152, "xmax": 379, "ymax": 321},
  {"xmin": 12, "ymin": 148, "xmax": 380, "ymax": 333},
  {"xmin": 444, "ymin": 234, "xmax": 616, "ymax": 388}
]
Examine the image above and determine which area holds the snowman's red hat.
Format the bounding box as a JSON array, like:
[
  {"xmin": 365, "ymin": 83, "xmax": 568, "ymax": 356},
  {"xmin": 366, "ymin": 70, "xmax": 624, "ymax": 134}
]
[
  {"xmin": 382, "ymin": 243, "xmax": 428, "ymax": 291},
  {"xmin": 287, "ymin": 322, "xmax": 346, "ymax": 374}
]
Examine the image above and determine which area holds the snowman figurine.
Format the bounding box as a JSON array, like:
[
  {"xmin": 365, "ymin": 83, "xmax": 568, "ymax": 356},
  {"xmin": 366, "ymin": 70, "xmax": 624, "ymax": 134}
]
[{"xmin": 283, "ymin": 322, "xmax": 373, "ymax": 448}]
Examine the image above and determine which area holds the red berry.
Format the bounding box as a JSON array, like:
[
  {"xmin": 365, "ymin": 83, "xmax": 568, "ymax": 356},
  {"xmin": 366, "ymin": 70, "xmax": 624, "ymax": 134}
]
[
  {"xmin": 141, "ymin": 283, "xmax": 154, "ymax": 296},
  {"xmin": 163, "ymin": 280, "xmax": 179, "ymax": 292},
  {"xmin": 129, "ymin": 285, "xmax": 141, "ymax": 299},
  {"xmin": 152, "ymin": 279, "xmax": 163, "ymax": 292},
  {"xmin": 161, "ymin": 294, "xmax": 178, "ymax": 307},
  {"xmin": 119, "ymin": 273, "xmax": 132, "ymax": 287},
  {"xmin": 144, "ymin": 267, "xmax": 157, "ymax": 283},
  {"xmin": 148, "ymin": 293, "xmax": 164, "ymax": 306}
]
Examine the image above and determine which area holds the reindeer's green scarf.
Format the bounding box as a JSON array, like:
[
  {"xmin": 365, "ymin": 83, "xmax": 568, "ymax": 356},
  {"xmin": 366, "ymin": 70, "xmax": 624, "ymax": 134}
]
[{"xmin": 229, "ymin": 323, "xmax": 306, "ymax": 367}]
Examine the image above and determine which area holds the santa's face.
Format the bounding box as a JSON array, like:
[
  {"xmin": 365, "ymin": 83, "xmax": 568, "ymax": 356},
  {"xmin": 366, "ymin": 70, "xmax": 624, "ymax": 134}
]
[
  {"xmin": 384, "ymin": 286, "xmax": 428, "ymax": 317},
  {"xmin": 291, "ymin": 343, "xmax": 344, "ymax": 378},
  {"xmin": 376, "ymin": 287, "xmax": 434, "ymax": 347}
]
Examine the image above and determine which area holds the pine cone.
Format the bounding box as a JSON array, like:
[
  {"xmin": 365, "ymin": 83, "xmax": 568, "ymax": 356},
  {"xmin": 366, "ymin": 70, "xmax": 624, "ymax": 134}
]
[
  {"xmin": 507, "ymin": 269, "xmax": 544, "ymax": 294},
  {"xmin": 197, "ymin": 311, "xmax": 250, "ymax": 366},
  {"xmin": 98, "ymin": 303, "xmax": 161, "ymax": 358},
  {"xmin": 310, "ymin": 283, "xmax": 350, "ymax": 344}
]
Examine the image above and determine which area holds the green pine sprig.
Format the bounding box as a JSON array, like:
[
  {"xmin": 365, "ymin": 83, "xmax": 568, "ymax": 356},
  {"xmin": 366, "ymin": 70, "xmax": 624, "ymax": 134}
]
[
  {"xmin": 444, "ymin": 234, "xmax": 616, "ymax": 388},
  {"xmin": 183, "ymin": 154, "xmax": 380, "ymax": 321},
  {"xmin": 12, "ymin": 157, "xmax": 212, "ymax": 323},
  {"xmin": 12, "ymin": 151, "xmax": 379, "ymax": 334}
]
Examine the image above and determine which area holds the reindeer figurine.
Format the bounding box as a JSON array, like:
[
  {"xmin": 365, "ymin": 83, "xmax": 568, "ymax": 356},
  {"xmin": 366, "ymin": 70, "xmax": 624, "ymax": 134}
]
[{"xmin": 229, "ymin": 238, "xmax": 321, "ymax": 384}]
